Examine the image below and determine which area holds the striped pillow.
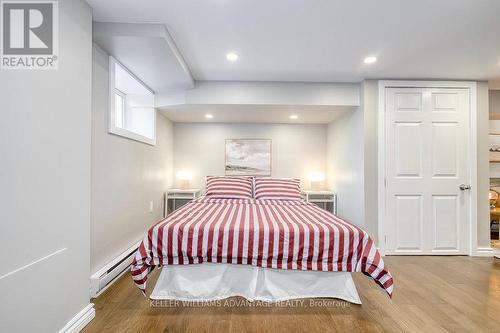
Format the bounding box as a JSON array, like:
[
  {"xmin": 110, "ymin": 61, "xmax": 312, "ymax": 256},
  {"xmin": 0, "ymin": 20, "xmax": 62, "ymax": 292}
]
[
  {"xmin": 205, "ymin": 176, "xmax": 253, "ymax": 199},
  {"xmin": 254, "ymin": 178, "xmax": 302, "ymax": 200}
]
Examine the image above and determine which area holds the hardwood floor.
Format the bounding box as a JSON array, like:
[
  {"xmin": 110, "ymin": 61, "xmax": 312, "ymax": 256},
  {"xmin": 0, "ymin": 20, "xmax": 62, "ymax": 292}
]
[{"xmin": 83, "ymin": 256, "xmax": 500, "ymax": 333}]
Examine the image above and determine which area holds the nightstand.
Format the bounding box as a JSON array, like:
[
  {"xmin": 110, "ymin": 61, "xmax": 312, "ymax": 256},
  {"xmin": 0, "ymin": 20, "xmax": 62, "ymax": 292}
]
[
  {"xmin": 302, "ymin": 190, "xmax": 337, "ymax": 215},
  {"xmin": 164, "ymin": 189, "xmax": 201, "ymax": 217}
]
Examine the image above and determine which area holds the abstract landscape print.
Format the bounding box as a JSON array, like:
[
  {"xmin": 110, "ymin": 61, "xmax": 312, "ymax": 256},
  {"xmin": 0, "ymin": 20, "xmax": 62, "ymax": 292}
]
[{"xmin": 225, "ymin": 139, "xmax": 271, "ymax": 176}]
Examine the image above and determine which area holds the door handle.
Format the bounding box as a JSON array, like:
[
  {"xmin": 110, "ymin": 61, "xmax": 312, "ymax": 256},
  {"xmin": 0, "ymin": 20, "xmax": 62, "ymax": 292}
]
[{"xmin": 459, "ymin": 184, "xmax": 471, "ymax": 190}]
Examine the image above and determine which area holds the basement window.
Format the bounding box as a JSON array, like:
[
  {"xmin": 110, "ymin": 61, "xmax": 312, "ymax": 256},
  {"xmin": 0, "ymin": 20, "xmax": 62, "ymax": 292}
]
[{"xmin": 109, "ymin": 56, "xmax": 156, "ymax": 145}]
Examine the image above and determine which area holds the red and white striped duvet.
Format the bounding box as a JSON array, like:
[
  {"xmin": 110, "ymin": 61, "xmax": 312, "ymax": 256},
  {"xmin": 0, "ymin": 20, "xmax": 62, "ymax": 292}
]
[{"xmin": 131, "ymin": 197, "xmax": 393, "ymax": 297}]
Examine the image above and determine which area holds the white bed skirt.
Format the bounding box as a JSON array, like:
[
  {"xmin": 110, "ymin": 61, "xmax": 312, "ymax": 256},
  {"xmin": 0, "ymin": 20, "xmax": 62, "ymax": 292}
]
[{"xmin": 150, "ymin": 263, "xmax": 361, "ymax": 304}]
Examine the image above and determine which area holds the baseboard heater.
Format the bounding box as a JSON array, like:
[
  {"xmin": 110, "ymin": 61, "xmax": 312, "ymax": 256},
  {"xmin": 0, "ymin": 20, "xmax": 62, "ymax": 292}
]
[{"xmin": 90, "ymin": 241, "xmax": 141, "ymax": 298}]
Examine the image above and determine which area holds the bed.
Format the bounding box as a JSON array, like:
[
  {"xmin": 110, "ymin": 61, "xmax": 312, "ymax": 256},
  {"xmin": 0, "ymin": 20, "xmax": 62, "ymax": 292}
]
[
  {"xmin": 150, "ymin": 263, "xmax": 362, "ymax": 304},
  {"xmin": 131, "ymin": 196, "xmax": 393, "ymax": 303}
]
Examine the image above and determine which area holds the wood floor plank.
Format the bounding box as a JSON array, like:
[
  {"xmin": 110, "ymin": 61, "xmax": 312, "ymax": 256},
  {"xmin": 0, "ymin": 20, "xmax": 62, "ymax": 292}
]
[{"xmin": 83, "ymin": 257, "xmax": 500, "ymax": 333}]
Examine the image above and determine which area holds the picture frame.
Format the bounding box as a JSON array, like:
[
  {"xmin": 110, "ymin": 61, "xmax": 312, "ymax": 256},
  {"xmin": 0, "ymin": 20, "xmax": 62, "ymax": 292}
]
[{"xmin": 225, "ymin": 139, "xmax": 272, "ymax": 176}]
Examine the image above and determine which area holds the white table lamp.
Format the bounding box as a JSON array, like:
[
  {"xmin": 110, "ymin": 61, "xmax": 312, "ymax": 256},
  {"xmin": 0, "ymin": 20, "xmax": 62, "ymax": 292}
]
[
  {"xmin": 176, "ymin": 170, "xmax": 192, "ymax": 190},
  {"xmin": 309, "ymin": 172, "xmax": 325, "ymax": 191}
]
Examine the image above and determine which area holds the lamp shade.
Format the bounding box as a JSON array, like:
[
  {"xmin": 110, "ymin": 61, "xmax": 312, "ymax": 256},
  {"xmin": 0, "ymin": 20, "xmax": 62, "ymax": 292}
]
[
  {"xmin": 308, "ymin": 172, "xmax": 325, "ymax": 191},
  {"xmin": 177, "ymin": 170, "xmax": 192, "ymax": 180},
  {"xmin": 176, "ymin": 170, "xmax": 192, "ymax": 189}
]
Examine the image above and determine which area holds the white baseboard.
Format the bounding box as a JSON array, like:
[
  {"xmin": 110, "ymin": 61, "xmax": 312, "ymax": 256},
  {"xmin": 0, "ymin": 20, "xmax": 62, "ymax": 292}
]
[
  {"xmin": 59, "ymin": 303, "xmax": 95, "ymax": 333},
  {"xmin": 473, "ymin": 247, "xmax": 494, "ymax": 257}
]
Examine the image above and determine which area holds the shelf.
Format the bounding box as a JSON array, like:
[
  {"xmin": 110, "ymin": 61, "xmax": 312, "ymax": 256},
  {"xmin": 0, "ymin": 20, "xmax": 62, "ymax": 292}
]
[
  {"xmin": 165, "ymin": 189, "xmax": 201, "ymax": 217},
  {"xmin": 167, "ymin": 189, "xmax": 200, "ymax": 193}
]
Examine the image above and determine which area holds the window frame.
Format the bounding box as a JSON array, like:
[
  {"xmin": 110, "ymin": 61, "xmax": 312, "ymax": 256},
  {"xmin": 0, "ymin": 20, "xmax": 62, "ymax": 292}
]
[
  {"xmin": 108, "ymin": 56, "xmax": 156, "ymax": 146},
  {"xmin": 114, "ymin": 88, "xmax": 126, "ymax": 129}
]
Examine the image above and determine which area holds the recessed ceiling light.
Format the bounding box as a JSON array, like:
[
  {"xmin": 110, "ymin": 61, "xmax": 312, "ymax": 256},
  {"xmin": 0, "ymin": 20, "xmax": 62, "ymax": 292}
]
[
  {"xmin": 205, "ymin": 114, "xmax": 213, "ymax": 119},
  {"xmin": 290, "ymin": 115, "xmax": 298, "ymax": 120},
  {"xmin": 364, "ymin": 56, "xmax": 377, "ymax": 64},
  {"xmin": 226, "ymin": 52, "xmax": 239, "ymax": 62}
]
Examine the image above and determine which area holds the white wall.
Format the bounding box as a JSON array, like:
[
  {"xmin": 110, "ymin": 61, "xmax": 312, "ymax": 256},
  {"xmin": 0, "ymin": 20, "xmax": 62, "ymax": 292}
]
[
  {"xmin": 326, "ymin": 109, "xmax": 365, "ymax": 226},
  {"xmin": 173, "ymin": 123, "xmax": 326, "ymax": 190},
  {"xmin": 91, "ymin": 45, "xmax": 174, "ymax": 274},
  {"xmin": 0, "ymin": 1, "xmax": 92, "ymax": 332},
  {"xmin": 324, "ymin": 80, "xmax": 377, "ymax": 230},
  {"xmin": 156, "ymin": 81, "xmax": 360, "ymax": 108},
  {"xmin": 361, "ymin": 80, "xmax": 379, "ymax": 241}
]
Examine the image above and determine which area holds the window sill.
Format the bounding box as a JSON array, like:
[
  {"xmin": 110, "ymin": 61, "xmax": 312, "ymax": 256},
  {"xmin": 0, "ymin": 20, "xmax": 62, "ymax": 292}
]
[{"xmin": 108, "ymin": 126, "xmax": 156, "ymax": 146}]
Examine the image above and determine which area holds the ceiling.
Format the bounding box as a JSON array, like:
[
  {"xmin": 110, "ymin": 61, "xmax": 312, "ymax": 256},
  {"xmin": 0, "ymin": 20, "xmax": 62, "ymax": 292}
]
[
  {"xmin": 159, "ymin": 104, "xmax": 354, "ymax": 124},
  {"xmin": 97, "ymin": 36, "xmax": 192, "ymax": 92},
  {"xmin": 93, "ymin": 23, "xmax": 194, "ymax": 92},
  {"xmin": 87, "ymin": 0, "xmax": 500, "ymax": 85}
]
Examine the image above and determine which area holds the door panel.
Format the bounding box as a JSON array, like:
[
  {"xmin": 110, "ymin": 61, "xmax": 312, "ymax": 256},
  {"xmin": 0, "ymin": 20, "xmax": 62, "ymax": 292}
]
[
  {"xmin": 395, "ymin": 195, "xmax": 423, "ymax": 252},
  {"xmin": 385, "ymin": 88, "xmax": 470, "ymax": 255},
  {"xmin": 431, "ymin": 123, "xmax": 458, "ymax": 177},
  {"xmin": 396, "ymin": 93, "xmax": 423, "ymax": 111},
  {"xmin": 432, "ymin": 195, "xmax": 459, "ymax": 251},
  {"xmin": 432, "ymin": 92, "xmax": 458, "ymax": 111},
  {"xmin": 395, "ymin": 123, "xmax": 422, "ymax": 177}
]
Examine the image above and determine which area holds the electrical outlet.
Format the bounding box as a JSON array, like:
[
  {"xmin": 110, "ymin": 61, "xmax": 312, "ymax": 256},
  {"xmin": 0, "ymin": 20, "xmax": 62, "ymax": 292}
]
[{"xmin": 149, "ymin": 201, "xmax": 154, "ymax": 213}]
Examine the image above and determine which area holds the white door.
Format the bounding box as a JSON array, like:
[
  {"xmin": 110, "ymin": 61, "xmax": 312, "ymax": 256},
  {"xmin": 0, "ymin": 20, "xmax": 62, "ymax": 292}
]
[{"xmin": 385, "ymin": 88, "xmax": 470, "ymax": 255}]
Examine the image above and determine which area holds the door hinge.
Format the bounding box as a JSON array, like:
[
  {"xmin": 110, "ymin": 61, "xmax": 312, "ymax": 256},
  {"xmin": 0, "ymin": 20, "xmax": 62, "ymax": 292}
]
[
  {"xmin": 384, "ymin": 235, "xmax": 387, "ymax": 244},
  {"xmin": 384, "ymin": 178, "xmax": 387, "ymax": 187}
]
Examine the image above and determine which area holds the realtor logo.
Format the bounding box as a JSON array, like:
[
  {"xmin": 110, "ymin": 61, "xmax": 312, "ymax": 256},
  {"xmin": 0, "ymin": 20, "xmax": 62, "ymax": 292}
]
[{"xmin": 1, "ymin": 1, "xmax": 58, "ymax": 69}]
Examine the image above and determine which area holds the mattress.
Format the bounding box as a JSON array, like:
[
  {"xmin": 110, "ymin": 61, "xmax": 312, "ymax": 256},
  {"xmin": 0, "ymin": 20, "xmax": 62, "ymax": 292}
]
[{"xmin": 150, "ymin": 263, "xmax": 361, "ymax": 304}]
